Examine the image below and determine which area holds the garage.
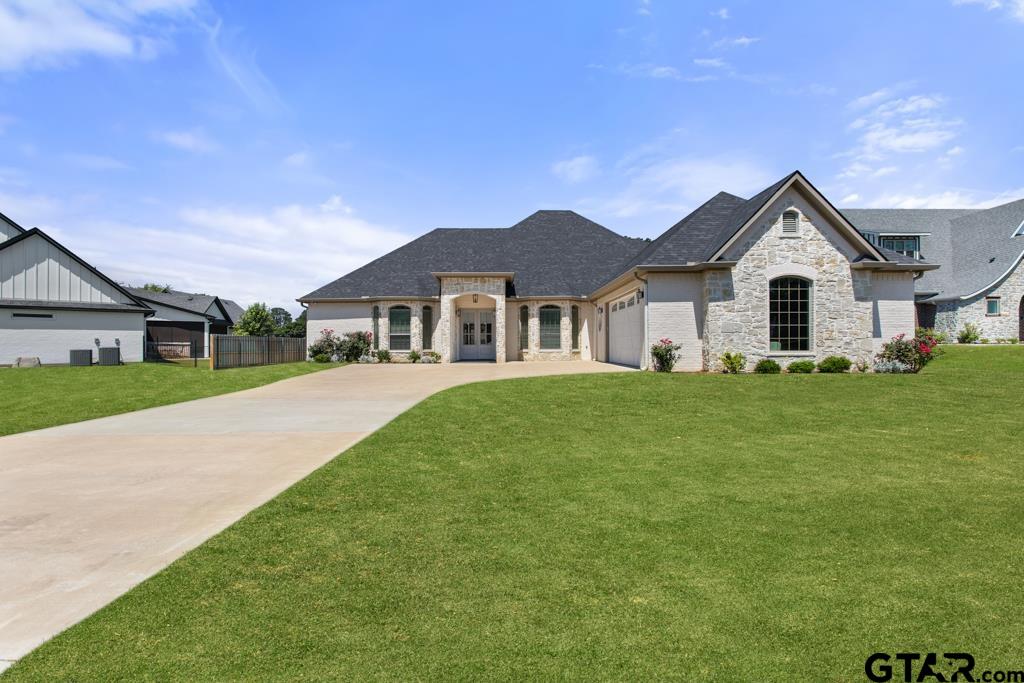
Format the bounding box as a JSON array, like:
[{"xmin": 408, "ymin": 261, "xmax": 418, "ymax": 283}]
[{"xmin": 607, "ymin": 291, "xmax": 644, "ymax": 367}]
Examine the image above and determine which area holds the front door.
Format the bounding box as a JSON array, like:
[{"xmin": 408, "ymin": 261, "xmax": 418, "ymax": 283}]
[{"xmin": 460, "ymin": 310, "xmax": 496, "ymax": 361}]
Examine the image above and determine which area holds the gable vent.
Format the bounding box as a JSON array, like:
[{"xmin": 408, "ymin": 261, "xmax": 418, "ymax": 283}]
[{"xmin": 782, "ymin": 210, "xmax": 799, "ymax": 234}]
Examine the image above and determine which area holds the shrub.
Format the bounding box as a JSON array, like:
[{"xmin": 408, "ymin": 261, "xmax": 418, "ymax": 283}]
[
  {"xmin": 1010, "ymin": 338, "xmax": 1020, "ymax": 345},
  {"xmin": 916, "ymin": 326, "xmax": 948, "ymax": 344},
  {"xmin": 375, "ymin": 349, "xmax": 392, "ymax": 363},
  {"xmin": 307, "ymin": 328, "xmax": 340, "ymax": 360},
  {"xmin": 408, "ymin": 350, "xmax": 421, "ymax": 363},
  {"xmin": 874, "ymin": 359, "xmax": 911, "ymax": 374},
  {"xmin": 754, "ymin": 359, "xmax": 781, "ymax": 374},
  {"xmin": 337, "ymin": 331, "xmax": 373, "ymax": 362},
  {"xmin": 980, "ymin": 338, "xmax": 990, "ymax": 344},
  {"xmin": 787, "ymin": 360, "xmax": 815, "ymax": 374},
  {"xmin": 875, "ymin": 332, "xmax": 938, "ymax": 372},
  {"xmin": 720, "ymin": 351, "xmax": 746, "ymax": 374},
  {"xmin": 817, "ymin": 355, "xmax": 852, "ymax": 373},
  {"xmin": 958, "ymin": 322, "xmax": 980, "ymax": 344},
  {"xmin": 650, "ymin": 338, "xmax": 681, "ymax": 372},
  {"xmin": 311, "ymin": 353, "xmax": 331, "ymax": 363},
  {"xmin": 234, "ymin": 303, "xmax": 276, "ymax": 336},
  {"xmin": 855, "ymin": 359, "xmax": 870, "ymax": 373}
]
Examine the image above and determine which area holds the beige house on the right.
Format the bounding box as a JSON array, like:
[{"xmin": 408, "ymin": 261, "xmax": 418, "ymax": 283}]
[
  {"xmin": 303, "ymin": 172, "xmax": 955, "ymax": 371},
  {"xmin": 845, "ymin": 200, "xmax": 1024, "ymax": 342}
]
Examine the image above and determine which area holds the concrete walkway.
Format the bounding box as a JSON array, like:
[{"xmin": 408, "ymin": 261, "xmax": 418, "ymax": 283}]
[{"xmin": 0, "ymin": 361, "xmax": 628, "ymax": 669}]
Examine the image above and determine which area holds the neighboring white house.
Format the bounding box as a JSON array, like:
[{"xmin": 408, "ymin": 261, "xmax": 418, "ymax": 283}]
[
  {"xmin": 0, "ymin": 212, "xmax": 152, "ymax": 365},
  {"xmin": 300, "ymin": 172, "xmax": 934, "ymax": 371}
]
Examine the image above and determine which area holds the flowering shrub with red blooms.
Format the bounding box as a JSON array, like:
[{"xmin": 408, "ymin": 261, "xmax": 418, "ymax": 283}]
[
  {"xmin": 308, "ymin": 328, "xmax": 341, "ymax": 361},
  {"xmin": 650, "ymin": 338, "xmax": 681, "ymax": 372},
  {"xmin": 875, "ymin": 332, "xmax": 940, "ymax": 372}
]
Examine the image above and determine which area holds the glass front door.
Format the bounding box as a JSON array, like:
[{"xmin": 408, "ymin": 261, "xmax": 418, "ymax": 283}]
[{"xmin": 459, "ymin": 310, "xmax": 496, "ymax": 361}]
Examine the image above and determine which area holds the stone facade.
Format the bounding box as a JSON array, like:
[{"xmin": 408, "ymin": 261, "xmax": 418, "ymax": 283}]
[
  {"xmin": 703, "ymin": 190, "xmax": 877, "ymax": 371},
  {"xmin": 515, "ymin": 300, "xmax": 582, "ymax": 361},
  {"xmin": 375, "ymin": 300, "xmax": 437, "ymax": 356},
  {"xmin": 438, "ymin": 276, "xmax": 506, "ymax": 363},
  {"xmin": 933, "ymin": 259, "xmax": 1024, "ymax": 341}
]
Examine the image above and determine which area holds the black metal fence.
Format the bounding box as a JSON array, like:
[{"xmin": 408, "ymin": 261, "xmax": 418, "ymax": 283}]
[{"xmin": 210, "ymin": 335, "xmax": 306, "ymax": 369}]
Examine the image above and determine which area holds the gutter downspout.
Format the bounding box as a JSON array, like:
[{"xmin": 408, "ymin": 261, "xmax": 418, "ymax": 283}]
[{"xmin": 637, "ymin": 272, "xmax": 649, "ymax": 371}]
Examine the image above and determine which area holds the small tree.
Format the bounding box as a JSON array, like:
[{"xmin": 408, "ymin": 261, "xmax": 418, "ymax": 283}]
[
  {"xmin": 276, "ymin": 309, "xmax": 306, "ymax": 337},
  {"xmin": 234, "ymin": 303, "xmax": 275, "ymax": 336},
  {"xmin": 270, "ymin": 307, "xmax": 293, "ymax": 328},
  {"xmin": 142, "ymin": 283, "xmax": 172, "ymax": 293}
]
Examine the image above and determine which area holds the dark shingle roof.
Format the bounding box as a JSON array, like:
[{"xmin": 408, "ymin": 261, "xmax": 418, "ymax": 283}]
[
  {"xmin": 125, "ymin": 288, "xmax": 232, "ymax": 320},
  {"xmin": 844, "ymin": 201, "xmax": 1024, "ymax": 299},
  {"xmin": 299, "ymin": 210, "xmax": 649, "ymax": 300},
  {"xmin": 0, "ymin": 299, "xmax": 151, "ymax": 313},
  {"xmin": 220, "ymin": 299, "xmax": 245, "ymax": 324}
]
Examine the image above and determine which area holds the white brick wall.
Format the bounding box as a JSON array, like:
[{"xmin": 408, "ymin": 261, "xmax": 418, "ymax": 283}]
[{"xmin": 646, "ymin": 272, "xmax": 703, "ymax": 371}]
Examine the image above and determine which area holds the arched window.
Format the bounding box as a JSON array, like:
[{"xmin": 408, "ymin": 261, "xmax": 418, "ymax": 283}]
[
  {"xmin": 372, "ymin": 305, "xmax": 380, "ymax": 349},
  {"xmin": 769, "ymin": 277, "xmax": 811, "ymax": 351},
  {"xmin": 782, "ymin": 210, "xmax": 799, "ymax": 235},
  {"xmin": 519, "ymin": 305, "xmax": 529, "ymax": 351},
  {"xmin": 570, "ymin": 305, "xmax": 580, "ymax": 351},
  {"xmin": 389, "ymin": 305, "xmax": 411, "ymax": 351},
  {"xmin": 422, "ymin": 305, "xmax": 433, "ymax": 350},
  {"xmin": 539, "ymin": 305, "xmax": 561, "ymax": 350}
]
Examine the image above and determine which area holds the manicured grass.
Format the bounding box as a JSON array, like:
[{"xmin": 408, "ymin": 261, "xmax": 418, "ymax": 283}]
[
  {"xmin": 0, "ymin": 361, "xmax": 342, "ymax": 437},
  {"xmin": 6, "ymin": 347, "xmax": 1024, "ymax": 681}
]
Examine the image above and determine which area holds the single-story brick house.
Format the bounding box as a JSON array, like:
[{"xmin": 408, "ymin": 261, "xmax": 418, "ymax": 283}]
[
  {"xmin": 845, "ymin": 200, "xmax": 1024, "ymax": 342},
  {"xmin": 301, "ymin": 171, "xmax": 954, "ymax": 371},
  {"xmin": 0, "ymin": 212, "xmax": 153, "ymax": 365}
]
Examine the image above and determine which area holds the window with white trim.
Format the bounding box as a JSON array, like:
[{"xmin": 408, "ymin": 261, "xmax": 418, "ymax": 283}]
[
  {"xmin": 880, "ymin": 236, "xmax": 921, "ymax": 259},
  {"xmin": 389, "ymin": 305, "xmax": 411, "ymax": 350},
  {"xmin": 539, "ymin": 305, "xmax": 561, "ymax": 350}
]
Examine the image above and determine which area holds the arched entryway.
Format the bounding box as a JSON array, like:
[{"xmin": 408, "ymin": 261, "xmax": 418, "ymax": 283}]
[{"xmin": 453, "ymin": 293, "xmax": 497, "ymax": 361}]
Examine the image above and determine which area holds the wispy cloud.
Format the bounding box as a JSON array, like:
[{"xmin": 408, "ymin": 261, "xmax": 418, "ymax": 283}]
[
  {"xmin": 860, "ymin": 187, "xmax": 1024, "ymax": 209},
  {"xmin": 711, "ymin": 7, "xmax": 730, "ymax": 19},
  {"xmin": 713, "ymin": 35, "xmax": 760, "ymax": 48},
  {"xmin": 694, "ymin": 57, "xmax": 728, "ymax": 68},
  {"xmin": 952, "ymin": 0, "xmax": 1024, "ymax": 22},
  {"xmin": 152, "ymin": 128, "xmax": 220, "ymax": 153},
  {"xmin": 0, "ymin": 0, "xmax": 196, "ymax": 72},
  {"xmin": 552, "ymin": 155, "xmax": 599, "ymax": 184},
  {"xmin": 283, "ymin": 151, "xmax": 310, "ymax": 167},
  {"xmin": 202, "ymin": 18, "xmax": 282, "ymax": 112},
  {"xmin": 637, "ymin": 0, "xmax": 652, "ymax": 16},
  {"xmin": 64, "ymin": 153, "xmax": 130, "ymax": 170}
]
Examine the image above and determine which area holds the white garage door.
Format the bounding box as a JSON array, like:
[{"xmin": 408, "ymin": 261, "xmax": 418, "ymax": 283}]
[{"xmin": 608, "ymin": 292, "xmax": 643, "ymax": 367}]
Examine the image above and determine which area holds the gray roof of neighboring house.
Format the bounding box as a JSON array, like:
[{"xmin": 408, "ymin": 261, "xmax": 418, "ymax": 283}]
[
  {"xmin": 220, "ymin": 299, "xmax": 245, "ymax": 324},
  {"xmin": 0, "ymin": 299, "xmax": 151, "ymax": 313},
  {"xmin": 844, "ymin": 200, "xmax": 1024, "ymax": 300},
  {"xmin": 125, "ymin": 288, "xmax": 232, "ymax": 320},
  {"xmin": 299, "ymin": 210, "xmax": 650, "ymax": 300}
]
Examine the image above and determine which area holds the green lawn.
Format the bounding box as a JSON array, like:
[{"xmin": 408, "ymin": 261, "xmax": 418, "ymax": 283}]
[
  {"xmin": 5, "ymin": 347, "xmax": 1024, "ymax": 681},
  {"xmin": 0, "ymin": 361, "xmax": 342, "ymax": 437}
]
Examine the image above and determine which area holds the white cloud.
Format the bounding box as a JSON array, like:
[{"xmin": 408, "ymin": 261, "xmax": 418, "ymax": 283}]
[
  {"xmin": 0, "ymin": 114, "xmax": 14, "ymax": 134},
  {"xmin": 862, "ymin": 188, "xmax": 1024, "ymax": 209},
  {"xmin": 0, "ymin": 0, "xmax": 196, "ymax": 72},
  {"xmin": 552, "ymin": 155, "xmax": 599, "ymax": 184},
  {"xmin": 952, "ymin": 0, "xmax": 1024, "ymax": 21},
  {"xmin": 712, "ymin": 7, "xmax": 730, "ymax": 19},
  {"xmin": 64, "ymin": 153, "xmax": 130, "ymax": 170},
  {"xmin": 694, "ymin": 57, "xmax": 728, "ymax": 68},
  {"xmin": 637, "ymin": 0, "xmax": 652, "ymax": 16},
  {"xmin": 596, "ymin": 155, "xmax": 775, "ymax": 219},
  {"xmin": 202, "ymin": 18, "xmax": 282, "ymax": 112},
  {"xmin": 38, "ymin": 195, "xmax": 411, "ymax": 315},
  {"xmin": 713, "ymin": 35, "xmax": 760, "ymax": 48},
  {"xmin": 945, "ymin": 145, "xmax": 965, "ymax": 156},
  {"xmin": 840, "ymin": 193, "xmax": 861, "ymax": 205},
  {"xmin": 153, "ymin": 128, "xmax": 219, "ymax": 153},
  {"xmin": 283, "ymin": 151, "xmax": 310, "ymax": 167}
]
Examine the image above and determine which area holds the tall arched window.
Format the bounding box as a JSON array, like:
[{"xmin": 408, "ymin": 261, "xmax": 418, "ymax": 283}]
[
  {"xmin": 539, "ymin": 305, "xmax": 561, "ymax": 350},
  {"xmin": 372, "ymin": 305, "xmax": 380, "ymax": 349},
  {"xmin": 769, "ymin": 277, "xmax": 811, "ymax": 351},
  {"xmin": 519, "ymin": 305, "xmax": 529, "ymax": 351},
  {"xmin": 389, "ymin": 305, "xmax": 411, "ymax": 351},
  {"xmin": 422, "ymin": 305, "xmax": 433, "ymax": 350},
  {"xmin": 570, "ymin": 305, "xmax": 580, "ymax": 351}
]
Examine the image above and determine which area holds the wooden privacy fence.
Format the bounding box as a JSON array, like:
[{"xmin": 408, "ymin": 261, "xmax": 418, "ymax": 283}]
[{"xmin": 210, "ymin": 335, "xmax": 306, "ymax": 369}]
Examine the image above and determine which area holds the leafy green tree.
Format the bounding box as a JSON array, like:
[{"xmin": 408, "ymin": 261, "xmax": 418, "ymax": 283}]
[
  {"xmin": 270, "ymin": 307, "xmax": 292, "ymax": 328},
  {"xmin": 142, "ymin": 283, "xmax": 172, "ymax": 293},
  {"xmin": 234, "ymin": 303, "xmax": 275, "ymax": 336},
  {"xmin": 276, "ymin": 309, "xmax": 307, "ymax": 337}
]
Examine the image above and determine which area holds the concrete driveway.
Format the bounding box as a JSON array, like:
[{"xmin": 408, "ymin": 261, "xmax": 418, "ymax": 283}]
[{"xmin": 0, "ymin": 360, "xmax": 628, "ymax": 669}]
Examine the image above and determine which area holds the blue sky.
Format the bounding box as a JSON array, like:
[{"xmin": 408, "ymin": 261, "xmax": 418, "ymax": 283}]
[{"xmin": 1, "ymin": 0, "xmax": 1022, "ymax": 313}]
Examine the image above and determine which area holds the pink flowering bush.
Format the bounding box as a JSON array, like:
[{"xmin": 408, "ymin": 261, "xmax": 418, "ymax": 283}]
[
  {"xmin": 650, "ymin": 338, "xmax": 681, "ymax": 372},
  {"xmin": 874, "ymin": 332, "xmax": 939, "ymax": 373}
]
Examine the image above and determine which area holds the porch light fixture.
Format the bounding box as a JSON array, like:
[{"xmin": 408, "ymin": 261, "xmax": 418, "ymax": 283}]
[{"xmin": 472, "ymin": 294, "xmax": 478, "ymax": 303}]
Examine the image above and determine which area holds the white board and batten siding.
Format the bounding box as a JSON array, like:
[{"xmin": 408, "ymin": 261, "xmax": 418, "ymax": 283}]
[{"xmin": 0, "ymin": 233, "xmax": 147, "ymax": 365}]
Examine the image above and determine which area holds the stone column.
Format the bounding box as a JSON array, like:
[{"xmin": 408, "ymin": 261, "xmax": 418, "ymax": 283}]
[{"xmin": 494, "ymin": 294, "xmax": 506, "ymax": 364}]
